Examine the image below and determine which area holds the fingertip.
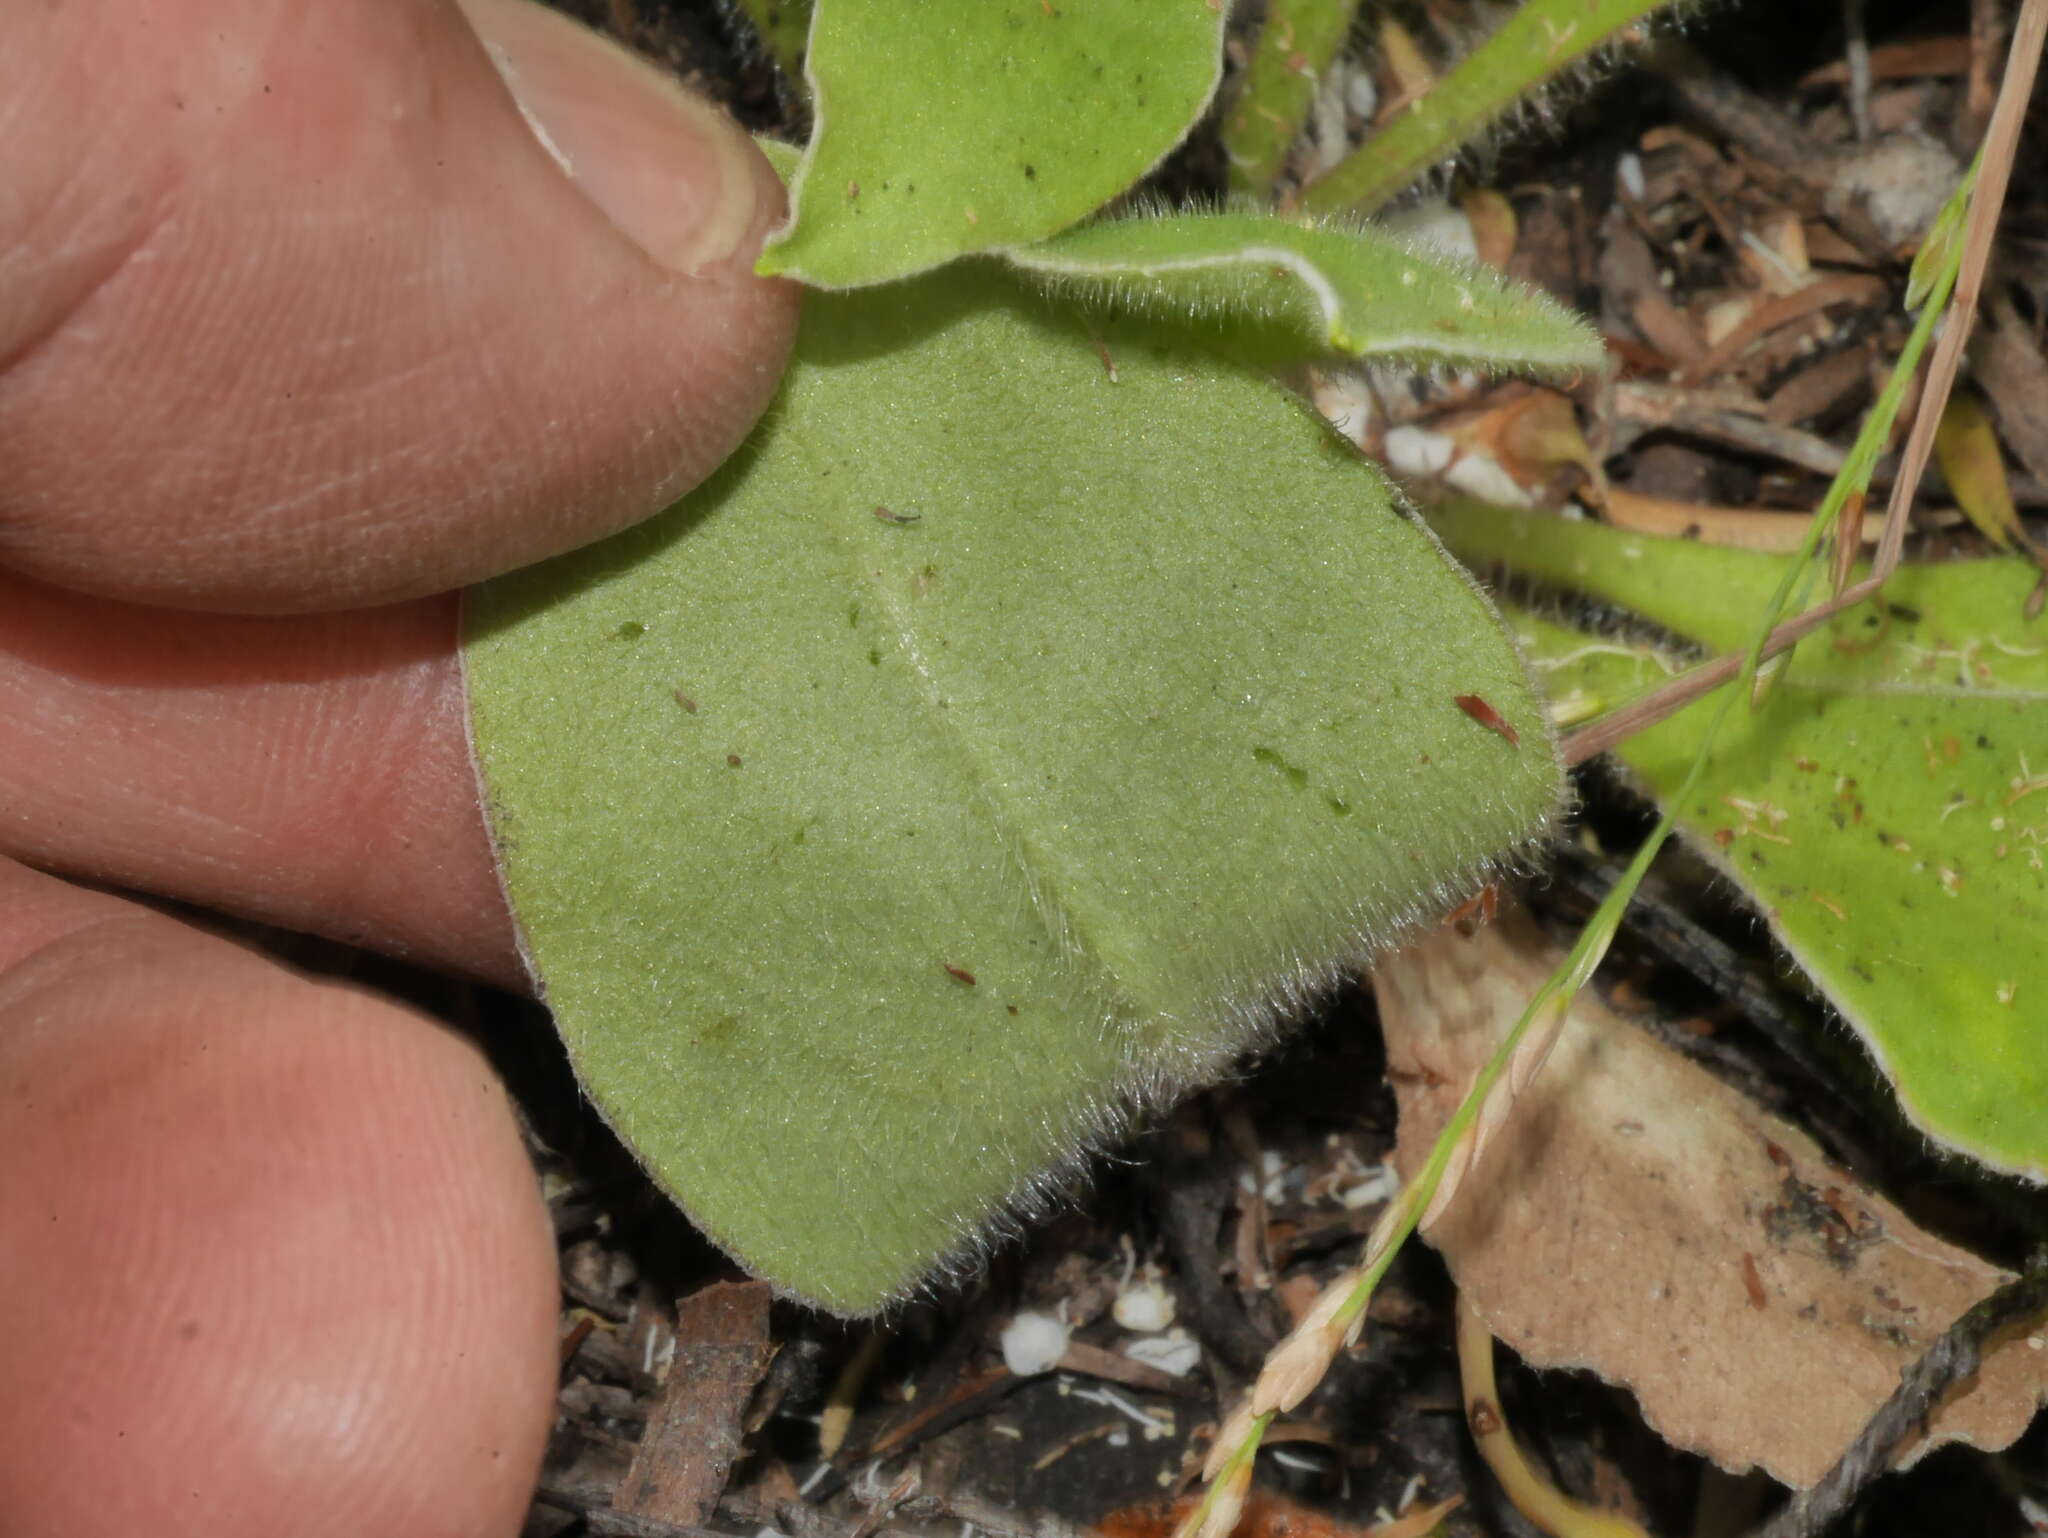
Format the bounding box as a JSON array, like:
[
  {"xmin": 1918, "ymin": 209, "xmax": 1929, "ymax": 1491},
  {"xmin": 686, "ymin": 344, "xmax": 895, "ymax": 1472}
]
[
  {"xmin": 459, "ymin": 0, "xmax": 784, "ymax": 279},
  {"xmin": 0, "ymin": 878, "xmax": 558, "ymax": 1537},
  {"xmin": 0, "ymin": 0, "xmax": 800, "ymax": 613}
]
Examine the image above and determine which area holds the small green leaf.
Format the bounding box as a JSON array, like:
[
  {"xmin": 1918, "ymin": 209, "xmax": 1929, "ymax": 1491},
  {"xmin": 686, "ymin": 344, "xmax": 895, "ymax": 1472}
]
[
  {"xmin": 1005, "ymin": 208, "xmax": 1604, "ymax": 373},
  {"xmin": 1300, "ymin": 0, "xmax": 1683, "ymax": 216},
  {"xmin": 758, "ymin": 0, "xmax": 1225, "ymax": 287},
  {"xmin": 467, "ymin": 270, "xmax": 1563, "ymax": 1313},
  {"xmin": 1435, "ymin": 500, "xmax": 2048, "ymax": 1182}
]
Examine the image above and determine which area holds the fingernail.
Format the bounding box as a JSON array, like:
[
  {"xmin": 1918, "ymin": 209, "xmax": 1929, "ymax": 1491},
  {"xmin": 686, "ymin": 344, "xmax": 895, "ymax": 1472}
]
[{"xmin": 458, "ymin": 0, "xmax": 774, "ymax": 274}]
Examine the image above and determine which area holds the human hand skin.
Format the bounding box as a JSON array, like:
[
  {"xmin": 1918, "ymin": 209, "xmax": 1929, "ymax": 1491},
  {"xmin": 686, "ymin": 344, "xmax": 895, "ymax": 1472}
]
[{"xmin": 0, "ymin": 1, "xmax": 799, "ymax": 1533}]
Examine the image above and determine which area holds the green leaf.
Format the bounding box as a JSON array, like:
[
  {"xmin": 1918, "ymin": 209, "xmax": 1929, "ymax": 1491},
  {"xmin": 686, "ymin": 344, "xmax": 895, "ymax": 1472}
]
[
  {"xmin": 1299, "ymin": 0, "xmax": 1683, "ymax": 216},
  {"xmin": 757, "ymin": 0, "xmax": 1226, "ymax": 287},
  {"xmin": 466, "ymin": 270, "xmax": 1564, "ymax": 1313},
  {"xmin": 1005, "ymin": 206, "xmax": 1604, "ymax": 373},
  {"xmin": 1434, "ymin": 500, "xmax": 2048, "ymax": 1182}
]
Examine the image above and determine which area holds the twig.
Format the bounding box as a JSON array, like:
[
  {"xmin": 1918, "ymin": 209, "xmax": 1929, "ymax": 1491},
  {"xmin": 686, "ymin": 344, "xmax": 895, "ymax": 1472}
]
[
  {"xmin": 1612, "ymin": 380, "xmax": 2048, "ymax": 502},
  {"xmin": 859, "ymin": 1369, "xmax": 1026, "ymax": 1461},
  {"xmin": 1151, "ymin": 1143, "xmax": 1277, "ymax": 1377},
  {"xmin": 1873, "ymin": 0, "xmax": 2047, "ymax": 582},
  {"xmin": 844, "ymin": 1465, "xmax": 920, "ymax": 1538},
  {"xmin": 1560, "ymin": 570, "xmax": 1880, "ymax": 763},
  {"xmin": 1747, "ymin": 1250, "xmax": 2048, "ymax": 1538},
  {"xmin": 1843, "ymin": 0, "xmax": 1874, "ymax": 142}
]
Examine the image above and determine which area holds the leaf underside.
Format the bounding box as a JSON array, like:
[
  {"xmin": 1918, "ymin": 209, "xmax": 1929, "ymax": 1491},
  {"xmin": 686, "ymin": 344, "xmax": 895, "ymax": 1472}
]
[
  {"xmin": 759, "ymin": 0, "xmax": 1225, "ymax": 287},
  {"xmin": 466, "ymin": 271, "xmax": 1563, "ymax": 1313},
  {"xmin": 1435, "ymin": 500, "xmax": 2048, "ymax": 1182}
]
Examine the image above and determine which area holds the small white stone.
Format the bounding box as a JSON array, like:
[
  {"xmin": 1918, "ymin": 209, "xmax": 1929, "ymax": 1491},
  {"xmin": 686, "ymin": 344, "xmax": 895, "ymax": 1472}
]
[
  {"xmin": 1444, "ymin": 453, "xmax": 1532, "ymax": 507},
  {"xmin": 1345, "ymin": 70, "xmax": 1379, "ymax": 122},
  {"xmin": 1337, "ymin": 1161, "xmax": 1399, "ymax": 1209},
  {"xmin": 1114, "ymin": 1277, "xmax": 1178, "ymax": 1334},
  {"xmin": 999, "ymin": 1311, "xmax": 1069, "ymax": 1376},
  {"xmin": 1616, "ymin": 151, "xmax": 1646, "ymax": 202},
  {"xmin": 1373, "ymin": 200, "xmax": 1480, "ymax": 264},
  {"xmin": 1382, "ymin": 425, "xmax": 1456, "ymax": 478},
  {"xmin": 1124, "ymin": 1329, "xmax": 1203, "ymax": 1377}
]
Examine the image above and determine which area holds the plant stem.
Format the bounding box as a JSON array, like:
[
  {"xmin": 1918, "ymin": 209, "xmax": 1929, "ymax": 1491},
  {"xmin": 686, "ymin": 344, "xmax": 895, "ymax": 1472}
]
[
  {"xmin": 1222, "ymin": 0, "xmax": 1363, "ymax": 197},
  {"xmin": 1299, "ymin": 0, "xmax": 1677, "ymax": 216}
]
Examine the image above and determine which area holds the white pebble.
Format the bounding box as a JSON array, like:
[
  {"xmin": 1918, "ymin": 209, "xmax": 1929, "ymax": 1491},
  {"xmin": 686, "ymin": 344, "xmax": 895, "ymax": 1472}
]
[
  {"xmin": 1382, "ymin": 425, "xmax": 1456, "ymax": 478},
  {"xmin": 1617, "ymin": 151, "xmax": 1646, "ymax": 202},
  {"xmin": 1345, "ymin": 70, "xmax": 1379, "ymax": 122},
  {"xmin": 1444, "ymin": 453, "xmax": 1532, "ymax": 507},
  {"xmin": 1113, "ymin": 1277, "xmax": 1178, "ymax": 1334},
  {"xmin": 999, "ymin": 1311, "xmax": 1069, "ymax": 1376},
  {"xmin": 1123, "ymin": 1329, "xmax": 1203, "ymax": 1378},
  {"xmin": 1372, "ymin": 200, "xmax": 1480, "ymax": 264}
]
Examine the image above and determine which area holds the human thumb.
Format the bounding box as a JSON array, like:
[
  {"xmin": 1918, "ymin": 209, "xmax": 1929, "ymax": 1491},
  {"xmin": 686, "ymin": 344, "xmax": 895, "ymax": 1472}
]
[{"xmin": 0, "ymin": 0, "xmax": 798, "ymax": 613}]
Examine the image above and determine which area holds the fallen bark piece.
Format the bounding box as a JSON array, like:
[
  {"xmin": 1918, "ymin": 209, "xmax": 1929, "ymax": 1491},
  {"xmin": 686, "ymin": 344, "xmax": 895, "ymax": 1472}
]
[
  {"xmin": 617, "ymin": 1279, "xmax": 774, "ymax": 1525},
  {"xmin": 1374, "ymin": 908, "xmax": 2048, "ymax": 1489}
]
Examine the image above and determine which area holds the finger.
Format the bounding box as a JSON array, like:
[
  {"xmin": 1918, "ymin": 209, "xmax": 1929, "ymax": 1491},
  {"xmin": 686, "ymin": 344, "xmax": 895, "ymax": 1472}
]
[
  {"xmin": 0, "ymin": 857, "xmax": 560, "ymax": 1538},
  {"xmin": 1, "ymin": 0, "xmax": 798, "ymax": 613},
  {"xmin": 0, "ymin": 571, "xmax": 520, "ymax": 986}
]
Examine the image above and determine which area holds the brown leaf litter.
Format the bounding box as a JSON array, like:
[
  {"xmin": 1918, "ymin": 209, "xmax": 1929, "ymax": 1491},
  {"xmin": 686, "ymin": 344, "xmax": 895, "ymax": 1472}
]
[{"xmin": 1374, "ymin": 904, "xmax": 2048, "ymax": 1489}]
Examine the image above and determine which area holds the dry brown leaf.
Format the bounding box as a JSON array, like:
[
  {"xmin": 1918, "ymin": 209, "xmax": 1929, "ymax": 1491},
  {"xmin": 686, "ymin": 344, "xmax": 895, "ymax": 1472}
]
[
  {"xmin": 1374, "ymin": 907, "xmax": 2048, "ymax": 1489},
  {"xmin": 1434, "ymin": 389, "xmax": 1600, "ymax": 501}
]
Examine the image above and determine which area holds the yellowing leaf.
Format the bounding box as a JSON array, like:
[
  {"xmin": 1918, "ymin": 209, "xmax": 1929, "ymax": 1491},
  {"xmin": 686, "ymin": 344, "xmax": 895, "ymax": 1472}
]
[{"xmin": 1935, "ymin": 387, "xmax": 2026, "ymax": 550}]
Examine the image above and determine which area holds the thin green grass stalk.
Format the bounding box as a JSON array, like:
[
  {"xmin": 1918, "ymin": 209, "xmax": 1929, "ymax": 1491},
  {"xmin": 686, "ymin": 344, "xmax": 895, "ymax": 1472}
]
[
  {"xmin": 1222, "ymin": 0, "xmax": 1365, "ymax": 196},
  {"xmin": 1175, "ymin": 139, "xmax": 1970, "ymax": 1538}
]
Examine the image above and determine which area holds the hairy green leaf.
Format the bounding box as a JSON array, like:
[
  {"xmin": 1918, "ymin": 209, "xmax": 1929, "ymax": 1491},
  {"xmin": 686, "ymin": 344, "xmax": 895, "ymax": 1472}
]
[
  {"xmin": 758, "ymin": 0, "xmax": 1225, "ymax": 287},
  {"xmin": 1300, "ymin": 0, "xmax": 1681, "ymax": 216},
  {"xmin": 466, "ymin": 272, "xmax": 1563, "ymax": 1313},
  {"xmin": 1435, "ymin": 500, "xmax": 2048, "ymax": 1182},
  {"xmin": 1005, "ymin": 207, "xmax": 1604, "ymax": 373}
]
